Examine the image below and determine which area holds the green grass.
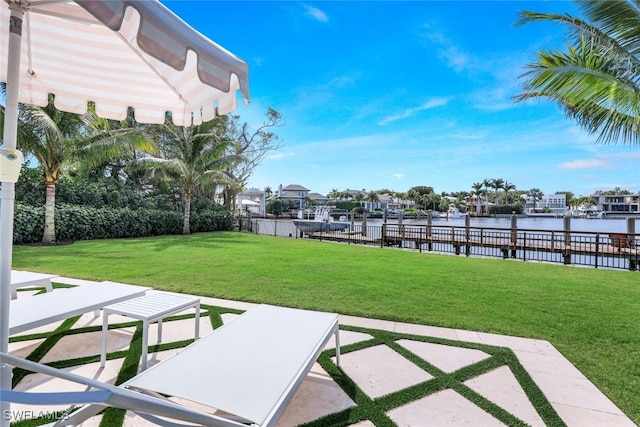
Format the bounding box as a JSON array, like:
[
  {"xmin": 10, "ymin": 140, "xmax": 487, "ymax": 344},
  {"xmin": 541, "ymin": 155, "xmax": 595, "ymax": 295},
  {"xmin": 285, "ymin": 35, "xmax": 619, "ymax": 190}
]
[{"xmin": 12, "ymin": 231, "xmax": 640, "ymax": 424}]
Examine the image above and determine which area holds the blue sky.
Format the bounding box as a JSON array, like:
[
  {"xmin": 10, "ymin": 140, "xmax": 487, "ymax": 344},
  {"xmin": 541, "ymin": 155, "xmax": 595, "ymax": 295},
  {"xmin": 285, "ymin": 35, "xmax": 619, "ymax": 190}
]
[{"xmin": 166, "ymin": 0, "xmax": 640, "ymax": 198}]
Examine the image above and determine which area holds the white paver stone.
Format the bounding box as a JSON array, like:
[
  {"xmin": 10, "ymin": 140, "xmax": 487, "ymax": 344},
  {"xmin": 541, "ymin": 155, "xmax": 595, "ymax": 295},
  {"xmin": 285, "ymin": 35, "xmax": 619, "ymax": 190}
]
[
  {"xmin": 476, "ymin": 333, "xmax": 561, "ymax": 356},
  {"xmin": 349, "ymin": 421, "xmax": 376, "ymax": 427},
  {"xmin": 333, "ymin": 344, "xmax": 432, "ymax": 398},
  {"xmin": 325, "ymin": 329, "xmax": 373, "ymax": 350},
  {"xmin": 397, "ymin": 339, "xmax": 490, "ymax": 373},
  {"xmin": 529, "ymin": 370, "xmax": 626, "ymax": 416},
  {"xmin": 388, "ymin": 388, "xmax": 507, "ymax": 427},
  {"xmin": 394, "ymin": 323, "xmax": 459, "ymax": 340},
  {"xmin": 8, "ymin": 338, "xmax": 45, "ymax": 359},
  {"xmin": 553, "ymin": 402, "xmax": 637, "ymax": 427},
  {"xmin": 338, "ymin": 315, "xmax": 396, "ymax": 332},
  {"xmin": 277, "ymin": 363, "xmax": 355, "ymax": 426},
  {"xmin": 515, "ymin": 349, "xmax": 587, "ymax": 379},
  {"xmin": 40, "ymin": 328, "xmax": 135, "ymax": 363},
  {"xmin": 464, "ymin": 365, "xmax": 546, "ymax": 427}
]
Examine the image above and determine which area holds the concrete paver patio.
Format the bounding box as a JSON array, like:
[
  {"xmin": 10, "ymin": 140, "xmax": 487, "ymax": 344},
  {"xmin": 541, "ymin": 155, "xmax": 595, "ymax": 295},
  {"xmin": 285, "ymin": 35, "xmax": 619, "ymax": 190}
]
[{"xmin": 5, "ymin": 278, "xmax": 635, "ymax": 426}]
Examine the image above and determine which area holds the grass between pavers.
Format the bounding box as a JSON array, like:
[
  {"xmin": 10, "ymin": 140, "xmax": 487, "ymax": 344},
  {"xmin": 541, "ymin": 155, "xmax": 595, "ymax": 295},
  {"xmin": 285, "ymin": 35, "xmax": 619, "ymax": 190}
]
[
  {"xmin": 11, "ymin": 231, "xmax": 640, "ymax": 424},
  {"xmin": 8, "ymin": 304, "xmax": 558, "ymax": 427}
]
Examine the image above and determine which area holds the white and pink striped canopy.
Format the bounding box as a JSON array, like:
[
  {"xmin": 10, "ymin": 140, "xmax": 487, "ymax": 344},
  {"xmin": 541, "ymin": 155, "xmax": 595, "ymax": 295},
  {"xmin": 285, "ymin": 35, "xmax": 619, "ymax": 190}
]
[
  {"xmin": 0, "ymin": 3, "xmax": 250, "ymax": 423},
  {"xmin": 0, "ymin": 0, "xmax": 250, "ymax": 125}
]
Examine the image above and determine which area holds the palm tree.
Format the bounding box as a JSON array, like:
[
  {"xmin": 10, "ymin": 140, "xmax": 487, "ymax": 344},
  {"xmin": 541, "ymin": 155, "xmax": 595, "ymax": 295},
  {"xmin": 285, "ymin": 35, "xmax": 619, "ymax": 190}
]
[
  {"xmin": 17, "ymin": 98, "xmax": 153, "ymax": 244},
  {"xmin": 503, "ymin": 181, "xmax": 517, "ymax": 205},
  {"xmin": 491, "ymin": 178, "xmax": 504, "ymax": 205},
  {"xmin": 482, "ymin": 178, "xmax": 492, "ymax": 209},
  {"xmin": 366, "ymin": 191, "xmax": 379, "ymax": 210},
  {"xmin": 144, "ymin": 117, "xmax": 242, "ymax": 234},
  {"xmin": 527, "ymin": 188, "xmax": 544, "ymax": 211},
  {"xmin": 303, "ymin": 196, "xmax": 313, "ymax": 209},
  {"xmin": 472, "ymin": 182, "xmax": 483, "ymax": 215},
  {"xmin": 407, "ymin": 189, "xmax": 421, "ymax": 210},
  {"xmin": 516, "ymin": 1, "xmax": 640, "ymax": 145},
  {"xmin": 426, "ymin": 192, "xmax": 439, "ymax": 211}
]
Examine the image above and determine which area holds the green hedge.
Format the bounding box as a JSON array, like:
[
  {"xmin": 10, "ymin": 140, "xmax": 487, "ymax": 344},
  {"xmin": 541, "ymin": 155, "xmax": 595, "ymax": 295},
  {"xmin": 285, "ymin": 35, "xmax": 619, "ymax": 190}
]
[
  {"xmin": 488, "ymin": 204, "xmax": 524, "ymax": 215},
  {"xmin": 13, "ymin": 203, "xmax": 234, "ymax": 244}
]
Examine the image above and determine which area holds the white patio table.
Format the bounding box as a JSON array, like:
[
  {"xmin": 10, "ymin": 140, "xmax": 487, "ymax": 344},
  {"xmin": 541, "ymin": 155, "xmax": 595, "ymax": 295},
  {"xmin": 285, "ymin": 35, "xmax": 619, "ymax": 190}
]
[{"xmin": 100, "ymin": 292, "xmax": 201, "ymax": 371}]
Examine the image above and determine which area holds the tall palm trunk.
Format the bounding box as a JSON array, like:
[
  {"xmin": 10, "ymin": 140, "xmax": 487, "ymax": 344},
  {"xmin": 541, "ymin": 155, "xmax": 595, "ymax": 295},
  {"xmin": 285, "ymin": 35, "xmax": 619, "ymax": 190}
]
[
  {"xmin": 183, "ymin": 193, "xmax": 192, "ymax": 234},
  {"xmin": 42, "ymin": 181, "xmax": 56, "ymax": 244}
]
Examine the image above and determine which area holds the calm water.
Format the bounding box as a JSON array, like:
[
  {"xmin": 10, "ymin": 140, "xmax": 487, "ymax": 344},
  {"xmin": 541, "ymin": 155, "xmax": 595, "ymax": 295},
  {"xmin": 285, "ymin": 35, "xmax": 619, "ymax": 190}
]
[{"xmin": 360, "ymin": 216, "xmax": 637, "ymax": 233}]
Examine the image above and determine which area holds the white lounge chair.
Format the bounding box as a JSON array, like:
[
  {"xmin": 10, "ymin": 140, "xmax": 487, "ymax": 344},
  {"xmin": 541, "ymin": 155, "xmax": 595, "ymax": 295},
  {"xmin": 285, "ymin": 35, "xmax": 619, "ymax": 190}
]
[
  {"xmin": 10, "ymin": 270, "xmax": 59, "ymax": 299},
  {"xmin": 2, "ymin": 304, "xmax": 340, "ymax": 427},
  {"xmin": 9, "ymin": 281, "xmax": 150, "ymax": 335}
]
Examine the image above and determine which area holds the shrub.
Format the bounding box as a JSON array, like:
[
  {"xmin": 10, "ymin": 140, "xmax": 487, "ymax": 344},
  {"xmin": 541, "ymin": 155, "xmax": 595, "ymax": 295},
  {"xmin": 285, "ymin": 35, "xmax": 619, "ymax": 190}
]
[
  {"xmin": 335, "ymin": 201, "xmax": 360, "ymax": 211},
  {"xmin": 13, "ymin": 204, "xmax": 44, "ymax": 244},
  {"xmin": 13, "ymin": 203, "xmax": 233, "ymax": 244},
  {"xmin": 488, "ymin": 204, "xmax": 523, "ymax": 215},
  {"xmin": 267, "ymin": 199, "xmax": 283, "ymax": 216}
]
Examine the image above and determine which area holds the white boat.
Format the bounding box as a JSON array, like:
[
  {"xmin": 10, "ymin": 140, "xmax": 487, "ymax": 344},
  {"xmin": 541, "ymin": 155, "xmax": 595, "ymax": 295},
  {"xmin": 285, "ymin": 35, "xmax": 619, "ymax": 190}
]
[
  {"xmin": 585, "ymin": 210, "xmax": 606, "ymax": 219},
  {"xmin": 293, "ymin": 206, "xmax": 350, "ymax": 233},
  {"xmin": 570, "ymin": 208, "xmax": 606, "ymax": 219},
  {"xmin": 444, "ymin": 205, "xmax": 465, "ymax": 219}
]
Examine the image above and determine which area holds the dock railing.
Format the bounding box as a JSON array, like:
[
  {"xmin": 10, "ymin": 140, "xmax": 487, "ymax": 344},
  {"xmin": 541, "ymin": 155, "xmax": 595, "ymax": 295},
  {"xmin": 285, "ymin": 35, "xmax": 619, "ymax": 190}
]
[{"xmin": 247, "ymin": 218, "xmax": 639, "ymax": 271}]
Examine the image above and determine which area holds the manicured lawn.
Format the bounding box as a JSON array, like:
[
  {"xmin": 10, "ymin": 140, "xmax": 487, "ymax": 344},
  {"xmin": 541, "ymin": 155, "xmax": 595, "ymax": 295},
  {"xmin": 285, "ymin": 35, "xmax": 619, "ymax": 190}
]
[{"xmin": 12, "ymin": 231, "xmax": 640, "ymax": 424}]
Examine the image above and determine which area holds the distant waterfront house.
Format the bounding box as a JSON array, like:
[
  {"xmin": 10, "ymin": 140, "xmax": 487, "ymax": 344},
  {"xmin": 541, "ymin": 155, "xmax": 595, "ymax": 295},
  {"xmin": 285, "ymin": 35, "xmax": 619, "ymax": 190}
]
[
  {"xmin": 468, "ymin": 195, "xmax": 488, "ymax": 215},
  {"xmin": 307, "ymin": 192, "xmax": 330, "ymax": 206},
  {"xmin": 592, "ymin": 193, "xmax": 640, "ymax": 214},
  {"xmin": 342, "ymin": 189, "xmax": 368, "ymax": 200},
  {"xmin": 369, "ymin": 193, "xmax": 393, "ymax": 211},
  {"xmin": 523, "ymin": 193, "xmax": 567, "ymax": 213},
  {"xmin": 237, "ymin": 188, "xmax": 266, "ymax": 217},
  {"xmin": 345, "ymin": 192, "xmax": 415, "ymax": 212},
  {"xmin": 366, "ymin": 193, "xmax": 415, "ymax": 212},
  {"xmin": 275, "ymin": 184, "xmax": 310, "ymax": 209}
]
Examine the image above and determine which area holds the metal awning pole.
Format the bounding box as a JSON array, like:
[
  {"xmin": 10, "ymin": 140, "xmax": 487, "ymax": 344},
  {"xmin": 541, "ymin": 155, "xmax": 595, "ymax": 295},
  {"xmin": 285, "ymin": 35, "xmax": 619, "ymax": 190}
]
[{"xmin": 1, "ymin": 3, "xmax": 24, "ymax": 427}]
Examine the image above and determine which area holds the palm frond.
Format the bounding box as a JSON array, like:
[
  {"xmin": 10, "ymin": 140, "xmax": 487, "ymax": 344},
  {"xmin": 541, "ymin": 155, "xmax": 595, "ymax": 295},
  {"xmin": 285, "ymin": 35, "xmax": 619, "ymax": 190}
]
[{"xmin": 516, "ymin": 4, "xmax": 640, "ymax": 145}]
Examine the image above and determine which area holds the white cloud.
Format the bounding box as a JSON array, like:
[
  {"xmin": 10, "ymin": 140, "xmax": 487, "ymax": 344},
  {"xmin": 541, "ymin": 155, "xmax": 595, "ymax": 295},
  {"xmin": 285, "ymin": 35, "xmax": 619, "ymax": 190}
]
[
  {"xmin": 558, "ymin": 158, "xmax": 612, "ymax": 170},
  {"xmin": 392, "ymin": 173, "xmax": 405, "ymax": 179},
  {"xmin": 303, "ymin": 4, "xmax": 328, "ymax": 23},
  {"xmin": 420, "ymin": 21, "xmax": 471, "ymax": 74},
  {"xmin": 377, "ymin": 98, "xmax": 449, "ymax": 125},
  {"xmin": 440, "ymin": 46, "xmax": 469, "ymax": 73}
]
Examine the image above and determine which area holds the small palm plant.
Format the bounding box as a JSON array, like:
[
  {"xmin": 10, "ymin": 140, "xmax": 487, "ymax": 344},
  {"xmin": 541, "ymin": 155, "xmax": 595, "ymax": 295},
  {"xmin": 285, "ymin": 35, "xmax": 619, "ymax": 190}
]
[{"xmin": 143, "ymin": 116, "xmax": 244, "ymax": 234}]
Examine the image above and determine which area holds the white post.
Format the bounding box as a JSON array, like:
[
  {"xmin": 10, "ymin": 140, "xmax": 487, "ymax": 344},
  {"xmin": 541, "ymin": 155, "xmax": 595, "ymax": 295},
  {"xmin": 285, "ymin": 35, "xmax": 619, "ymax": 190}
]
[{"xmin": 1, "ymin": 5, "xmax": 24, "ymax": 426}]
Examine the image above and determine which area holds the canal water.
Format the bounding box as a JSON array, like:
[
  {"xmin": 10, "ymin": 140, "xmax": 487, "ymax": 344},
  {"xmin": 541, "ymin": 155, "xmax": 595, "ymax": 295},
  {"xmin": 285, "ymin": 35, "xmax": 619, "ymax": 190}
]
[
  {"xmin": 249, "ymin": 215, "xmax": 639, "ymax": 270},
  {"xmin": 364, "ymin": 216, "xmax": 636, "ymax": 233}
]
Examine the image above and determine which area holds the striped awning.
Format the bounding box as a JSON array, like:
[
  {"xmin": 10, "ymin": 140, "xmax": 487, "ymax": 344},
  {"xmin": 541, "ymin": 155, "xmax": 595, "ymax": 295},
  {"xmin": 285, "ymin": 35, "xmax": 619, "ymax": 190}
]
[{"xmin": 0, "ymin": 0, "xmax": 250, "ymax": 126}]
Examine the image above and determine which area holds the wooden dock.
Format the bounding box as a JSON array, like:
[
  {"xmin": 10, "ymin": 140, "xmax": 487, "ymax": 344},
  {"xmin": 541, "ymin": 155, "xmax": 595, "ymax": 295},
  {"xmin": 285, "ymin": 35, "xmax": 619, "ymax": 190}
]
[{"xmin": 306, "ymin": 228, "xmax": 639, "ymax": 270}]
